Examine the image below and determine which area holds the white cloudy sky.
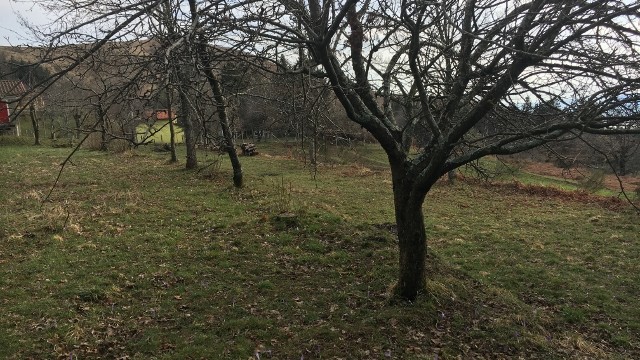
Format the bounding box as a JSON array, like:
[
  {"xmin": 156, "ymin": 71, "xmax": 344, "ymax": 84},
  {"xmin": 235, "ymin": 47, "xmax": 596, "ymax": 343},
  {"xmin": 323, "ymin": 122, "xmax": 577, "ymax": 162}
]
[{"xmin": 0, "ymin": 0, "xmax": 50, "ymax": 45}]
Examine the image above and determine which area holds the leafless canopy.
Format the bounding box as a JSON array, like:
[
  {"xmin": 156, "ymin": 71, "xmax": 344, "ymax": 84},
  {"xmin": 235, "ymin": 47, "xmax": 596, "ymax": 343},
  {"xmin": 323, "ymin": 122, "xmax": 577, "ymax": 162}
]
[{"xmin": 18, "ymin": 0, "xmax": 640, "ymax": 300}]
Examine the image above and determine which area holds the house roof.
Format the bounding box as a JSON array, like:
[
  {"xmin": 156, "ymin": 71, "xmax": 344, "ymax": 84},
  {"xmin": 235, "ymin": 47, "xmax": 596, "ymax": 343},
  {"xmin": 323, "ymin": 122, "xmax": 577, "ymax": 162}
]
[
  {"xmin": 143, "ymin": 109, "xmax": 177, "ymax": 121},
  {"xmin": 155, "ymin": 109, "xmax": 176, "ymax": 120},
  {"xmin": 0, "ymin": 80, "xmax": 27, "ymax": 98}
]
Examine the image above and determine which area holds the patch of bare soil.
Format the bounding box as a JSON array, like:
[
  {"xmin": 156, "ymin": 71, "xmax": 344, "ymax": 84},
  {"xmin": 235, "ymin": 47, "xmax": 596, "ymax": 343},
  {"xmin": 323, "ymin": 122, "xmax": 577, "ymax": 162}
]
[
  {"xmin": 473, "ymin": 180, "xmax": 629, "ymax": 211},
  {"xmin": 523, "ymin": 161, "xmax": 640, "ymax": 193}
]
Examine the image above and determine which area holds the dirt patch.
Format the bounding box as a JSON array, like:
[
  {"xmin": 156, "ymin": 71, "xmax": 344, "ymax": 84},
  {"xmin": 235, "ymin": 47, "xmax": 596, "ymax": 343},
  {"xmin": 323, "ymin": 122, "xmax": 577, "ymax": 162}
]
[{"xmin": 470, "ymin": 179, "xmax": 629, "ymax": 211}]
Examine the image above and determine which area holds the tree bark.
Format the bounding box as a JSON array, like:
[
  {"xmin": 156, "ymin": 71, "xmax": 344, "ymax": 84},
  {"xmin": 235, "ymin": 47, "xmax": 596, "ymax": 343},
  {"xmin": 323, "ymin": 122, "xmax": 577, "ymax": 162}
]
[
  {"xmin": 192, "ymin": 45, "xmax": 243, "ymax": 186},
  {"xmin": 167, "ymin": 87, "xmax": 177, "ymax": 163},
  {"xmin": 74, "ymin": 112, "xmax": 81, "ymax": 141},
  {"xmin": 98, "ymin": 106, "xmax": 107, "ymax": 151},
  {"xmin": 618, "ymin": 156, "xmax": 627, "ymax": 176},
  {"xmin": 391, "ymin": 167, "xmax": 428, "ymax": 301},
  {"xmin": 176, "ymin": 70, "xmax": 198, "ymax": 169},
  {"xmin": 161, "ymin": 0, "xmax": 179, "ymax": 164},
  {"xmin": 30, "ymin": 103, "xmax": 40, "ymax": 146},
  {"xmin": 210, "ymin": 73, "xmax": 243, "ymax": 187}
]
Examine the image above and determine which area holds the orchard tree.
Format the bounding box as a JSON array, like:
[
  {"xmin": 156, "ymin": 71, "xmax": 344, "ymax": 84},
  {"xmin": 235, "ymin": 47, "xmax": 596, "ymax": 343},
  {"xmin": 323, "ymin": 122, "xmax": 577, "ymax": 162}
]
[
  {"xmin": 208, "ymin": 0, "xmax": 640, "ymax": 300},
  {"xmin": 24, "ymin": 0, "xmax": 248, "ymax": 182},
  {"xmin": 23, "ymin": 0, "xmax": 640, "ymax": 301},
  {"xmin": 607, "ymin": 133, "xmax": 640, "ymax": 176}
]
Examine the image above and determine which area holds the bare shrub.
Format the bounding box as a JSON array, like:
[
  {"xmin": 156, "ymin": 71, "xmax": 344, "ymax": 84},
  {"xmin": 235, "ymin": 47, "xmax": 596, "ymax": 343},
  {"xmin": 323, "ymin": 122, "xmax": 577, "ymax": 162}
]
[
  {"xmin": 578, "ymin": 169, "xmax": 605, "ymax": 193},
  {"xmin": 82, "ymin": 132, "xmax": 131, "ymax": 152},
  {"xmin": 82, "ymin": 132, "xmax": 104, "ymax": 150},
  {"xmin": 107, "ymin": 138, "xmax": 132, "ymax": 153}
]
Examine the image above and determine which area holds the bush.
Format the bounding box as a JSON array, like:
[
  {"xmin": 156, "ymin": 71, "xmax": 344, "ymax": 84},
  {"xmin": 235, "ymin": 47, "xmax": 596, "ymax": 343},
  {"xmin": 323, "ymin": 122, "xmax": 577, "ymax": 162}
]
[
  {"xmin": 50, "ymin": 138, "xmax": 74, "ymax": 148},
  {"xmin": 82, "ymin": 132, "xmax": 105, "ymax": 150},
  {"xmin": 553, "ymin": 157, "xmax": 575, "ymax": 170},
  {"xmin": 0, "ymin": 135, "xmax": 33, "ymax": 146},
  {"xmin": 495, "ymin": 159, "xmax": 525, "ymax": 177},
  {"xmin": 108, "ymin": 138, "xmax": 133, "ymax": 153},
  {"xmin": 83, "ymin": 133, "xmax": 132, "ymax": 153},
  {"xmin": 577, "ymin": 169, "xmax": 605, "ymax": 193}
]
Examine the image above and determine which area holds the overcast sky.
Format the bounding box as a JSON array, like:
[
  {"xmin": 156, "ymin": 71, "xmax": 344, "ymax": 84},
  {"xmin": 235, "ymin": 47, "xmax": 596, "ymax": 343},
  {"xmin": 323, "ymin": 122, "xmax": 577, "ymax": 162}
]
[{"xmin": 0, "ymin": 0, "xmax": 50, "ymax": 46}]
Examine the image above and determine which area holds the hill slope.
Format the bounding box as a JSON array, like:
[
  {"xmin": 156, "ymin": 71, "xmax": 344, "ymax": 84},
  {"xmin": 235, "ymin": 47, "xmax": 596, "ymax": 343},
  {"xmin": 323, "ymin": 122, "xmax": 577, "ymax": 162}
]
[{"xmin": 0, "ymin": 143, "xmax": 638, "ymax": 358}]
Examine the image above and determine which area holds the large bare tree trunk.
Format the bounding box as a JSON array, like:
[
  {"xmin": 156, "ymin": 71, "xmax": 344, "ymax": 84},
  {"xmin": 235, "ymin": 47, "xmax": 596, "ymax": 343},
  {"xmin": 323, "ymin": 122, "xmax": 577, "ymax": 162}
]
[
  {"xmin": 194, "ymin": 64, "xmax": 242, "ymax": 184},
  {"xmin": 167, "ymin": 88, "xmax": 177, "ymax": 163},
  {"xmin": 391, "ymin": 164, "xmax": 428, "ymax": 300},
  {"xmin": 210, "ymin": 73, "xmax": 243, "ymax": 187},
  {"xmin": 168, "ymin": 112, "xmax": 177, "ymax": 163},
  {"xmin": 176, "ymin": 69, "xmax": 198, "ymax": 169},
  {"xmin": 187, "ymin": 0, "xmax": 242, "ymax": 187}
]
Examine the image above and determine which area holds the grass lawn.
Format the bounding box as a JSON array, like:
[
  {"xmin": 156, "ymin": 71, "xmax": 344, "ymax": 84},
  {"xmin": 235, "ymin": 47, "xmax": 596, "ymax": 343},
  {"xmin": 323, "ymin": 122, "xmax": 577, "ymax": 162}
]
[{"xmin": 0, "ymin": 141, "xmax": 638, "ymax": 359}]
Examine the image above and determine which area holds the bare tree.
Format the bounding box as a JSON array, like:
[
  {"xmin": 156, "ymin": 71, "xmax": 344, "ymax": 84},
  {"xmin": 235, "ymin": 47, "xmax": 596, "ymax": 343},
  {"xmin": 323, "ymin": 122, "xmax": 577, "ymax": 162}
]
[
  {"xmin": 154, "ymin": 0, "xmax": 200, "ymax": 168},
  {"xmin": 206, "ymin": 0, "xmax": 640, "ymax": 300},
  {"xmin": 17, "ymin": 0, "xmax": 640, "ymax": 301},
  {"xmin": 607, "ymin": 133, "xmax": 640, "ymax": 176},
  {"xmin": 17, "ymin": 0, "xmax": 248, "ymax": 178}
]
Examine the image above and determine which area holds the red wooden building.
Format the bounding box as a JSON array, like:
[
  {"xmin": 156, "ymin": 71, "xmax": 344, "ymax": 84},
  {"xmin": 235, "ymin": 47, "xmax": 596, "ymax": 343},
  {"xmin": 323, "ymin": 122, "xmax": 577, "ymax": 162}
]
[
  {"xmin": 142, "ymin": 109, "xmax": 177, "ymax": 122},
  {"xmin": 0, "ymin": 80, "xmax": 27, "ymax": 126}
]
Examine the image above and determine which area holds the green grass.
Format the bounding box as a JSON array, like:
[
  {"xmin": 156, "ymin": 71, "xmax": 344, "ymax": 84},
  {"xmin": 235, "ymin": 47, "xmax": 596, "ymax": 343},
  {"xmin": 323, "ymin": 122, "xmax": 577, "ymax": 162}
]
[{"xmin": 0, "ymin": 142, "xmax": 639, "ymax": 359}]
